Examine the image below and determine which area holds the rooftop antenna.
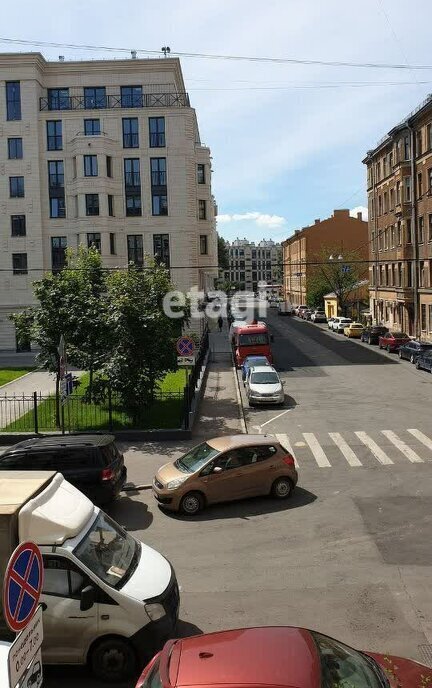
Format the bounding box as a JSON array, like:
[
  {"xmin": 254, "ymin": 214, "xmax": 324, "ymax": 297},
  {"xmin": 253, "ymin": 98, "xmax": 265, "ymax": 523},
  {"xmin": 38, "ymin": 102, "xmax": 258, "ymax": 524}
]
[
  {"xmin": 161, "ymin": 46, "xmax": 171, "ymax": 57},
  {"xmin": 131, "ymin": 50, "xmax": 137, "ymax": 59}
]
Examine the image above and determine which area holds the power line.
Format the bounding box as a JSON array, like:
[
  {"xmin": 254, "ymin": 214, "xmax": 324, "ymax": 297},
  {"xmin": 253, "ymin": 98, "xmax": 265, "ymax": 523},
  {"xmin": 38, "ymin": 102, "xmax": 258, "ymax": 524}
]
[{"xmin": 2, "ymin": 36, "xmax": 432, "ymax": 71}]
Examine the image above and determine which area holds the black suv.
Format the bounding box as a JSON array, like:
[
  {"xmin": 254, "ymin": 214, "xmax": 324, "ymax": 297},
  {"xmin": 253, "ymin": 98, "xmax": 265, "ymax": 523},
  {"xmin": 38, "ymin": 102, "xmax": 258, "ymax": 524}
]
[
  {"xmin": 0, "ymin": 435, "xmax": 126, "ymax": 504},
  {"xmin": 360, "ymin": 326, "xmax": 388, "ymax": 345}
]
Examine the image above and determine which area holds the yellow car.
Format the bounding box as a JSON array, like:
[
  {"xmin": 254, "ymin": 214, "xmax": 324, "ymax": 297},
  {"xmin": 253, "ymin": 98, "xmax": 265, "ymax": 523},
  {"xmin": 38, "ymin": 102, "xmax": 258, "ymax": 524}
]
[{"xmin": 344, "ymin": 322, "xmax": 364, "ymax": 338}]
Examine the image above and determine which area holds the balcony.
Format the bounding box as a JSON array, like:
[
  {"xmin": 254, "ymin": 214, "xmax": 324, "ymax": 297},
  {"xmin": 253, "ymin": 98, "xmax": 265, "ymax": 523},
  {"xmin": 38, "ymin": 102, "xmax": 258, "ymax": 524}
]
[{"xmin": 40, "ymin": 92, "xmax": 190, "ymax": 111}]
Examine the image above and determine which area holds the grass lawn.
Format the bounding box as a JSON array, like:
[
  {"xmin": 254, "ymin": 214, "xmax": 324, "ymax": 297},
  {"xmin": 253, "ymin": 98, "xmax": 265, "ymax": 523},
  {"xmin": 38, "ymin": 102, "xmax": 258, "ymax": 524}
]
[
  {"xmin": 2, "ymin": 369, "xmax": 186, "ymax": 432},
  {"xmin": 0, "ymin": 368, "xmax": 35, "ymax": 388}
]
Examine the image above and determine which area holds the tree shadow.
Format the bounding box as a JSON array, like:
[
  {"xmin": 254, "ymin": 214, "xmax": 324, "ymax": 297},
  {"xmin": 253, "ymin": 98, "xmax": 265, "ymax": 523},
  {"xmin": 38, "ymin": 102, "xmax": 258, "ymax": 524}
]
[{"xmin": 107, "ymin": 495, "xmax": 153, "ymax": 531}]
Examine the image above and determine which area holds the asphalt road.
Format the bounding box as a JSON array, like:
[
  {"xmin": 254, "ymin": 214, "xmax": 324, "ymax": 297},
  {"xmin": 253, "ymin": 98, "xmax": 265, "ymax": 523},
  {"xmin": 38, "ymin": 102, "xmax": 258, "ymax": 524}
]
[{"xmin": 45, "ymin": 313, "xmax": 432, "ymax": 685}]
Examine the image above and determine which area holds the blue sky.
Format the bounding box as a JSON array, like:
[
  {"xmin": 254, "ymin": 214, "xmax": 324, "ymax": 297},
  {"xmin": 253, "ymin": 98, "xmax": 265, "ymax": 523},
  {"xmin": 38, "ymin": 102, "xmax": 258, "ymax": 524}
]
[{"xmin": 3, "ymin": 0, "xmax": 432, "ymax": 242}]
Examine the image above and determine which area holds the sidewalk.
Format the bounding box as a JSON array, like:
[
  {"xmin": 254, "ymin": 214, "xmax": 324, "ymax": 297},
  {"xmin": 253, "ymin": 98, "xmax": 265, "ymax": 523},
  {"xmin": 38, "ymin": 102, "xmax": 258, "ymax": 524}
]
[{"xmin": 0, "ymin": 370, "xmax": 58, "ymax": 430}]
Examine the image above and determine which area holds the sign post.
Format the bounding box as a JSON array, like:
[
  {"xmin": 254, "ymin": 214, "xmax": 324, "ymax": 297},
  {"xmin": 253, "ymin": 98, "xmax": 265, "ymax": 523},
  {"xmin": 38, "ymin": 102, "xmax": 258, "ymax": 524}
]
[{"xmin": 176, "ymin": 337, "xmax": 196, "ymax": 385}]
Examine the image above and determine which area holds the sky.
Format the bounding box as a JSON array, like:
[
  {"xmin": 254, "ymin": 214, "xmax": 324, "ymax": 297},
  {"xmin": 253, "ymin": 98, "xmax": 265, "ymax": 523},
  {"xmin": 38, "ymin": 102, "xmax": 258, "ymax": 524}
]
[{"xmin": 2, "ymin": 0, "xmax": 432, "ymax": 243}]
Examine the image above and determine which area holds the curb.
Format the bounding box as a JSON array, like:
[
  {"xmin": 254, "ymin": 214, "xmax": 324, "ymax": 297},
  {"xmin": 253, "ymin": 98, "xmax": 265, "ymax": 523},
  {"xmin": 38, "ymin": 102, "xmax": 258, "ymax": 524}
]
[
  {"xmin": 123, "ymin": 483, "xmax": 152, "ymax": 492},
  {"xmin": 231, "ymin": 352, "xmax": 248, "ymax": 434}
]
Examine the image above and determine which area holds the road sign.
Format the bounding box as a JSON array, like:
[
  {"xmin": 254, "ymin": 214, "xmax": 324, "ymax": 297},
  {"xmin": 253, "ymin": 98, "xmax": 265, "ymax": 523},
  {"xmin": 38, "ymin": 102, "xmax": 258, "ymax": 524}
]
[
  {"xmin": 3, "ymin": 542, "xmax": 44, "ymax": 634},
  {"xmin": 8, "ymin": 606, "xmax": 43, "ymax": 688},
  {"xmin": 176, "ymin": 336, "xmax": 195, "ymax": 356},
  {"xmin": 177, "ymin": 355, "xmax": 196, "ymax": 367}
]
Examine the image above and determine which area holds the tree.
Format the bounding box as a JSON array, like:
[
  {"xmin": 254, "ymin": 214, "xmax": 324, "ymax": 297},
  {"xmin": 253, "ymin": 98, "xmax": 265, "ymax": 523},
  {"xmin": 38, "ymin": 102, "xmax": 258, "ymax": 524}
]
[
  {"xmin": 217, "ymin": 235, "xmax": 230, "ymax": 272},
  {"xmin": 306, "ymin": 246, "xmax": 368, "ymax": 315}
]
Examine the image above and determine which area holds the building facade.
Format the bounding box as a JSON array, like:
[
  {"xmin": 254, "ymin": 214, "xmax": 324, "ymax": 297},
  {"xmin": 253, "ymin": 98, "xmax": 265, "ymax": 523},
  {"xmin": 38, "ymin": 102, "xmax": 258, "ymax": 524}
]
[
  {"xmin": 363, "ymin": 95, "xmax": 432, "ymax": 338},
  {"xmin": 282, "ymin": 209, "xmax": 368, "ymax": 307},
  {"xmin": 223, "ymin": 238, "xmax": 282, "ymax": 292},
  {"xmin": 0, "ymin": 52, "xmax": 218, "ymax": 350}
]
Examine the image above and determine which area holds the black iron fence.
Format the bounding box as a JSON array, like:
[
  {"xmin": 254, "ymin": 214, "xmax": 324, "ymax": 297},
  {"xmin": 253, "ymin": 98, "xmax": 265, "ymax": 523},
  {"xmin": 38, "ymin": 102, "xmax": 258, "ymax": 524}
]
[
  {"xmin": 183, "ymin": 328, "xmax": 210, "ymax": 429},
  {"xmin": 39, "ymin": 92, "xmax": 190, "ymax": 111}
]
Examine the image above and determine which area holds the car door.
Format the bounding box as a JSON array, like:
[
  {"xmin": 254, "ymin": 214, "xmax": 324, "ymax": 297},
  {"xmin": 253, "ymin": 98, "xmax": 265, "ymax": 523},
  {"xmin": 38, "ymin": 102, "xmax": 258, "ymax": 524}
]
[
  {"xmin": 54, "ymin": 447, "xmax": 99, "ymax": 497},
  {"xmin": 198, "ymin": 449, "xmax": 255, "ymax": 504}
]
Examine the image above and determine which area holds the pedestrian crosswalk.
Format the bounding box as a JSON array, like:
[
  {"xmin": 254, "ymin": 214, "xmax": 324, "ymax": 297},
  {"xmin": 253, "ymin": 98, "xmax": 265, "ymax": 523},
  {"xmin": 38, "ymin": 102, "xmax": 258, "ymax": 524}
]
[{"xmin": 274, "ymin": 429, "xmax": 432, "ymax": 469}]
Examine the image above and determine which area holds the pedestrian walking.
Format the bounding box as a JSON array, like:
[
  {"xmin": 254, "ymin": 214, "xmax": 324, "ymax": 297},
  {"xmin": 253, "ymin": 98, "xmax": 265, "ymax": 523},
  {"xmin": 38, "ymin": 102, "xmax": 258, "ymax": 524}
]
[{"xmin": 217, "ymin": 315, "xmax": 223, "ymax": 332}]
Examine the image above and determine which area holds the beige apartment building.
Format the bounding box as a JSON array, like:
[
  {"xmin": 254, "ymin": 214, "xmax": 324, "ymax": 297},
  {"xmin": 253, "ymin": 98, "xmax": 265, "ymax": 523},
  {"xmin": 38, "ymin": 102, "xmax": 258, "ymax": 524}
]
[
  {"xmin": 0, "ymin": 52, "xmax": 218, "ymax": 350},
  {"xmin": 223, "ymin": 238, "xmax": 282, "ymax": 292},
  {"xmin": 282, "ymin": 209, "xmax": 368, "ymax": 307},
  {"xmin": 363, "ymin": 95, "xmax": 432, "ymax": 338}
]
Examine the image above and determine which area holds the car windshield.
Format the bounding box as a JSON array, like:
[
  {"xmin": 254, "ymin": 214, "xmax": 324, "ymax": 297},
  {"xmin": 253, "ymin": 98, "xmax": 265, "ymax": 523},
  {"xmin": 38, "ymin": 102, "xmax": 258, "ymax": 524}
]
[
  {"xmin": 246, "ymin": 357, "xmax": 268, "ymax": 366},
  {"xmin": 74, "ymin": 512, "xmax": 138, "ymax": 589},
  {"xmin": 250, "ymin": 371, "xmax": 280, "ymax": 384},
  {"xmin": 175, "ymin": 442, "xmax": 220, "ymax": 473},
  {"xmin": 239, "ymin": 333, "xmax": 269, "ymax": 346},
  {"xmin": 312, "ymin": 632, "xmax": 382, "ymax": 687},
  {"xmin": 419, "ymin": 344, "xmax": 432, "ymax": 350},
  {"xmin": 141, "ymin": 657, "xmax": 162, "ymax": 688},
  {"xmin": 392, "ymin": 332, "xmax": 408, "ymax": 338}
]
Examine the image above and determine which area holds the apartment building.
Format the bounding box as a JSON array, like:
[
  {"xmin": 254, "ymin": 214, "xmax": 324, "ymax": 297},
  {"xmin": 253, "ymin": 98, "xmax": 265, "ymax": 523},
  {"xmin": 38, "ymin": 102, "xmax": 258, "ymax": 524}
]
[
  {"xmin": 0, "ymin": 52, "xmax": 218, "ymax": 350},
  {"xmin": 363, "ymin": 94, "xmax": 432, "ymax": 338},
  {"xmin": 223, "ymin": 238, "xmax": 282, "ymax": 292},
  {"xmin": 282, "ymin": 209, "xmax": 368, "ymax": 306}
]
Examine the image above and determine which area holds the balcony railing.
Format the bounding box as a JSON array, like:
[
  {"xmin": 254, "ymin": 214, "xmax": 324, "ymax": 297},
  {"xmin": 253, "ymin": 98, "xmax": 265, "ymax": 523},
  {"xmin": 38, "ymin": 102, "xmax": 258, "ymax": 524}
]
[{"xmin": 40, "ymin": 92, "xmax": 190, "ymax": 111}]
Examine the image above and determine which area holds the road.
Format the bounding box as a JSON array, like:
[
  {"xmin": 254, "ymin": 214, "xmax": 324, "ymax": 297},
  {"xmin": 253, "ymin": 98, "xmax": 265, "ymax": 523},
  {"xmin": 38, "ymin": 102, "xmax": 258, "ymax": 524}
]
[{"xmin": 44, "ymin": 312, "xmax": 432, "ymax": 685}]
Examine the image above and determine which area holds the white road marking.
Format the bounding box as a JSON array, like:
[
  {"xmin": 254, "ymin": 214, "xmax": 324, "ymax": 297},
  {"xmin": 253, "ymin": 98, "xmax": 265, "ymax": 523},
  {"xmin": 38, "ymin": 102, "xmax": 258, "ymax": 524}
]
[
  {"xmin": 260, "ymin": 408, "xmax": 291, "ymax": 428},
  {"xmin": 303, "ymin": 433, "xmax": 331, "ymax": 467},
  {"xmin": 407, "ymin": 428, "xmax": 432, "ymax": 452},
  {"xmin": 275, "ymin": 434, "xmax": 299, "ymax": 468},
  {"xmin": 381, "ymin": 430, "xmax": 423, "ymax": 463},
  {"xmin": 355, "ymin": 431, "xmax": 394, "ymax": 465},
  {"xmin": 329, "ymin": 432, "xmax": 362, "ymax": 466}
]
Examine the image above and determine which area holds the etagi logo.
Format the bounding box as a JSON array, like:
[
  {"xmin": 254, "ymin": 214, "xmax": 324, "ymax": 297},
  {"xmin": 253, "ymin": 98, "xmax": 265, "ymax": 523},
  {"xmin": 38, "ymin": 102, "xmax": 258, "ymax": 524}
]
[{"xmin": 163, "ymin": 288, "xmax": 269, "ymax": 321}]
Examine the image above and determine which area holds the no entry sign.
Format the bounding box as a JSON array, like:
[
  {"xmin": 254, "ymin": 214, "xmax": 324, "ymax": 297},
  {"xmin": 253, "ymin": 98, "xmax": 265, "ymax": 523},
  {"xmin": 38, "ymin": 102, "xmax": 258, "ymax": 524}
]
[
  {"xmin": 176, "ymin": 336, "xmax": 195, "ymax": 356},
  {"xmin": 3, "ymin": 542, "xmax": 44, "ymax": 633}
]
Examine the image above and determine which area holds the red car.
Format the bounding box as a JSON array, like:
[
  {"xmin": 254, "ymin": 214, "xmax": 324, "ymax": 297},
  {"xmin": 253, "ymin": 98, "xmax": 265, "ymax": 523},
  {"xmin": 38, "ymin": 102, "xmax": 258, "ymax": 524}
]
[
  {"xmin": 135, "ymin": 626, "xmax": 432, "ymax": 688},
  {"xmin": 378, "ymin": 330, "xmax": 410, "ymax": 352}
]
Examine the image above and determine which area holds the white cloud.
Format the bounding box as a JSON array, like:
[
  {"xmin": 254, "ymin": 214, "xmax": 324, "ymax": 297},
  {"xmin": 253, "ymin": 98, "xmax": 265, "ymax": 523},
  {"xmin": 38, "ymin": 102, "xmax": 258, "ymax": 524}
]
[
  {"xmin": 350, "ymin": 206, "xmax": 368, "ymax": 221},
  {"xmin": 217, "ymin": 212, "xmax": 286, "ymax": 227}
]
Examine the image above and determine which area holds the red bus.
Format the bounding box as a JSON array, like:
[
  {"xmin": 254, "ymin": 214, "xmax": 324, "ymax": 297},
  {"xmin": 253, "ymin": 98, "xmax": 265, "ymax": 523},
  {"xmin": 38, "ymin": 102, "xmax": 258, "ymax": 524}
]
[{"xmin": 234, "ymin": 322, "xmax": 273, "ymax": 367}]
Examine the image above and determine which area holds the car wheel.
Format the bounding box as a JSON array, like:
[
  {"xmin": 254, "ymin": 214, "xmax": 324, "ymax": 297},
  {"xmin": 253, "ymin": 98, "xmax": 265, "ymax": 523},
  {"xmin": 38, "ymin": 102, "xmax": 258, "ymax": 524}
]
[
  {"xmin": 271, "ymin": 477, "xmax": 293, "ymax": 499},
  {"xmin": 386, "ymin": 345, "xmax": 391, "ymax": 353},
  {"xmin": 90, "ymin": 637, "xmax": 136, "ymax": 683},
  {"xmin": 180, "ymin": 491, "xmax": 204, "ymax": 515},
  {"xmin": 416, "ymin": 360, "xmax": 421, "ymax": 370}
]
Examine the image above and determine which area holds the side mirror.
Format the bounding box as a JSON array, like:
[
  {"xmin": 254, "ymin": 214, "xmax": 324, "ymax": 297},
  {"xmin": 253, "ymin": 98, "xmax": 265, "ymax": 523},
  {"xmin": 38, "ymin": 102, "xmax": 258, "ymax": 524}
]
[
  {"xmin": 213, "ymin": 466, "xmax": 223, "ymax": 474},
  {"xmin": 80, "ymin": 585, "xmax": 95, "ymax": 612}
]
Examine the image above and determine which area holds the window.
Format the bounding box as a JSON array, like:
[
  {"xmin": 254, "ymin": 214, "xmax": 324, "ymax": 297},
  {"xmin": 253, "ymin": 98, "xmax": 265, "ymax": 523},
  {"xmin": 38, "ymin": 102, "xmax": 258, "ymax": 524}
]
[
  {"xmin": 429, "ymin": 305, "xmax": 432, "ymax": 332},
  {"xmin": 429, "ymin": 214, "xmax": 432, "ymax": 242},
  {"xmin": 73, "ymin": 156, "xmax": 77, "ymax": 178},
  {"xmin": 43, "ymin": 557, "xmax": 86, "ymax": 599},
  {"xmin": 127, "ymin": 235, "xmax": 143, "ymax": 266},
  {"xmin": 198, "ymin": 199, "xmax": 207, "ymax": 220},
  {"xmin": 48, "ymin": 161, "xmax": 65, "ymax": 218},
  {"xmin": 87, "ymin": 232, "xmax": 101, "ymax": 251},
  {"xmin": 200, "ymin": 235, "xmax": 208, "ymax": 255},
  {"xmin": 108, "ymin": 194, "xmax": 114, "ymax": 217},
  {"xmin": 378, "ymin": 195, "xmax": 382, "ymax": 215},
  {"xmin": 419, "ymin": 261, "xmax": 425, "ymax": 288},
  {"xmin": 403, "ymin": 176, "xmax": 411, "ymax": 202},
  {"xmin": 421, "ymin": 304, "xmax": 427, "ymax": 331},
  {"xmin": 149, "ymin": 116, "xmax": 165, "ymax": 147},
  {"xmin": 109, "ymin": 233, "xmax": 116, "ymax": 255},
  {"xmin": 406, "ymin": 218, "xmax": 412, "ymax": 244},
  {"xmin": 11, "ymin": 215, "xmax": 26, "ymax": 237},
  {"xmin": 106, "ymin": 156, "xmax": 112, "ymax": 178},
  {"xmin": 6, "ymin": 81, "xmax": 21, "ymax": 120},
  {"xmin": 397, "ymin": 221, "xmax": 402, "ymax": 245},
  {"xmin": 152, "ymin": 195, "xmax": 168, "ymax": 216},
  {"xmin": 371, "ymin": 230, "xmax": 376, "ymax": 252},
  {"xmin": 48, "ymin": 160, "xmax": 64, "ymax": 188},
  {"xmin": 84, "ymin": 154, "xmax": 98, "ymax": 177},
  {"xmin": 428, "ymin": 168, "xmax": 432, "ymax": 193},
  {"xmin": 121, "ymin": 85, "xmax": 142, "ymax": 108},
  {"xmin": 84, "ymin": 118, "xmax": 101, "ymax": 136},
  {"xmin": 9, "ymin": 176, "xmax": 24, "ymax": 198},
  {"xmin": 153, "ymin": 234, "xmax": 170, "ymax": 267},
  {"xmin": 407, "ymin": 261, "xmax": 413, "ymax": 287},
  {"xmin": 12, "ymin": 253, "xmax": 27, "ymax": 275},
  {"xmin": 84, "ymin": 86, "xmax": 106, "ymax": 109},
  {"xmin": 384, "ymin": 191, "xmax": 388, "ymax": 213},
  {"xmin": 384, "ymin": 228, "xmax": 388, "ymax": 250},
  {"xmin": 404, "ymin": 135, "xmax": 410, "ymax": 160},
  {"xmin": 85, "ymin": 194, "xmax": 99, "ymax": 216},
  {"xmin": 46, "ymin": 121, "xmax": 62, "ymax": 150},
  {"xmin": 8, "ymin": 138, "xmax": 23, "ymax": 159},
  {"xmin": 150, "ymin": 158, "xmax": 167, "ymax": 186},
  {"xmin": 398, "ymin": 262, "xmax": 402, "ymax": 287},
  {"xmin": 417, "ymin": 130, "xmax": 423, "ymax": 156},
  {"xmin": 389, "ymin": 187, "xmax": 394, "ymax": 210},
  {"xmin": 197, "ymin": 164, "xmax": 205, "ymax": 184},
  {"xmin": 50, "ymin": 198, "xmax": 66, "ymax": 218},
  {"xmin": 48, "ymin": 88, "xmax": 69, "ymax": 110},
  {"xmin": 418, "ymin": 172, "xmax": 423, "ymax": 198},
  {"xmin": 396, "ymin": 180, "xmax": 401, "ymax": 204},
  {"xmin": 418, "ymin": 216, "xmax": 424, "ymax": 244},
  {"xmin": 428, "ymin": 124, "xmax": 432, "ymax": 151},
  {"xmin": 390, "ymin": 225, "xmax": 395, "ymax": 248},
  {"xmin": 150, "ymin": 158, "xmax": 167, "ymax": 216},
  {"xmin": 124, "ymin": 159, "xmax": 141, "ymax": 216},
  {"xmin": 51, "ymin": 236, "xmax": 67, "ymax": 272},
  {"xmin": 122, "ymin": 118, "xmax": 139, "ymax": 148}
]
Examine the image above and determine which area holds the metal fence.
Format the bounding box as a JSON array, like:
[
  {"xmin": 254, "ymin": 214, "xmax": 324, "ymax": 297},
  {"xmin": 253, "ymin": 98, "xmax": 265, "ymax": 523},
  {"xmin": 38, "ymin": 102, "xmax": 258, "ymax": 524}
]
[{"xmin": 182, "ymin": 327, "xmax": 210, "ymax": 428}]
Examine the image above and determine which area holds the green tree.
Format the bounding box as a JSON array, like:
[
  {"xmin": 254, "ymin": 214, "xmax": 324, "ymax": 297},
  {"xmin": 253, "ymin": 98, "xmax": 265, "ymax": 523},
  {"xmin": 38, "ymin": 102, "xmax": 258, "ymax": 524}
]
[
  {"xmin": 217, "ymin": 235, "xmax": 230, "ymax": 272},
  {"xmin": 307, "ymin": 246, "xmax": 368, "ymax": 315}
]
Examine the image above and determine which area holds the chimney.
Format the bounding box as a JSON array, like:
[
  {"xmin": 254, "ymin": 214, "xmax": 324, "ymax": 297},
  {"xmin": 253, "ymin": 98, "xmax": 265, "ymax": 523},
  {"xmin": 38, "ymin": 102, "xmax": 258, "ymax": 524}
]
[
  {"xmin": 59, "ymin": 55, "xmax": 65, "ymax": 61},
  {"xmin": 131, "ymin": 50, "xmax": 137, "ymax": 59},
  {"xmin": 357, "ymin": 211, "xmax": 362, "ymax": 220},
  {"xmin": 333, "ymin": 209, "xmax": 350, "ymax": 218},
  {"xmin": 314, "ymin": 219, "xmax": 320, "ymax": 224}
]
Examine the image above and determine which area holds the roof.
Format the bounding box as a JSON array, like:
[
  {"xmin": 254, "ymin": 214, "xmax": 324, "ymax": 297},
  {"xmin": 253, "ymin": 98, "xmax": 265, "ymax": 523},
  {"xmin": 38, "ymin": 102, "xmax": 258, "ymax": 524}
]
[
  {"xmin": 236, "ymin": 322, "xmax": 268, "ymax": 332},
  {"xmin": 169, "ymin": 627, "xmax": 319, "ymax": 688},
  {"xmin": 208, "ymin": 435, "xmax": 281, "ymax": 451},
  {"xmin": 6, "ymin": 434, "xmax": 115, "ymax": 453},
  {"xmin": 250, "ymin": 366, "xmax": 277, "ymax": 373},
  {"xmin": 0, "ymin": 472, "xmax": 56, "ymax": 515}
]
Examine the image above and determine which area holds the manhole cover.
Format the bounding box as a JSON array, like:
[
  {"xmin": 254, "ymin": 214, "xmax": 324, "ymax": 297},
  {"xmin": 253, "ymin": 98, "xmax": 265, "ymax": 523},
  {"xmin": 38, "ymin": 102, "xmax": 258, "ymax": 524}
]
[{"xmin": 418, "ymin": 644, "xmax": 432, "ymax": 668}]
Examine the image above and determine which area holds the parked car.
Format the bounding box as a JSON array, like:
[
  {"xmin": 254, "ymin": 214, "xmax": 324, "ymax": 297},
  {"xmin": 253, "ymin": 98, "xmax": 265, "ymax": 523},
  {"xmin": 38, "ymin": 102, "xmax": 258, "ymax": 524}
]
[
  {"xmin": 360, "ymin": 325, "xmax": 388, "ymax": 345},
  {"xmin": 135, "ymin": 625, "xmax": 432, "ymax": 688},
  {"xmin": 332, "ymin": 317, "xmax": 352, "ymax": 333},
  {"xmin": 302, "ymin": 309, "xmax": 313, "ymax": 320},
  {"xmin": 246, "ymin": 366, "xmax": 284, "ymax": 406},
  {"xmin": 241, "ymin": 354, "xmax": 271, "ymax": 382},
  {"xmin": 295, "ymin": 305, "xmax": 308, "ymax": 316},
  {"xmin": 0, "ymin": 434, "xmax": 126, "ymax": 505},
  {"xmin": 416, "ymin": 349, "xmax": 432, "ymax": 372},
  {"xmin": 378, "ymin": 330, "xmax": 410, "ymax": 352},
  {"xmin": 343, "ymin": 322, "xmax": 364, "ymax": 338},
  {"xmin": 311, "ymin": 310, "xmax": 327, "ymax": 323},
  {"xmin": 327, "ymin": 316, "xmax": 336, "ymax": 329},
  {"xmin": 152, "ymin": 435, "xmax": 297, "ymax": 515},
  {"xmin": 278, "ymin": 301, "xmax": 293, "ymax": 316},
  {"xmin": 398, "ymin": 339, "xmax": 432, "ymax": 363}
]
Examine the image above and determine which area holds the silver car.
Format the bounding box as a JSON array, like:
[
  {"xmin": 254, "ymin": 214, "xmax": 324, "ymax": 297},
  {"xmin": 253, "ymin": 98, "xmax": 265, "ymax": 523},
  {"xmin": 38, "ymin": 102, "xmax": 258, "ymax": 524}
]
[{"xmin": 246, "ymin": 366, "xmax": 285, "ymax": 406}]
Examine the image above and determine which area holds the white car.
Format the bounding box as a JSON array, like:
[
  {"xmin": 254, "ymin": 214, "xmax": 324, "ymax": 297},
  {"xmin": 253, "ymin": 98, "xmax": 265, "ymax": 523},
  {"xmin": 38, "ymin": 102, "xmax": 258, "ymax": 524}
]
[
  {"xmin": 294, "ymin": 305, "xmax": 308, "ymax": 316},
  {"xmin": 311, "ymin": 310, "xmax": 327, "ymax": 323},
  {"xmin": 246, "ymin": 366, "xmax": 285, "ymax": 406},
  {"xmin": 332, "ymin": 317, "xmax": 352, "ymax": 333}
]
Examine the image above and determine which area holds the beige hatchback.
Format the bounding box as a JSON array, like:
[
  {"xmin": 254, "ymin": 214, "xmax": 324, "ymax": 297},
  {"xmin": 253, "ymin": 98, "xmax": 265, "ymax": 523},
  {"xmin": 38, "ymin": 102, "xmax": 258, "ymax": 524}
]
[{"xmin": 152, "ymin": 434, "xmax": 298, "ymax": 515}]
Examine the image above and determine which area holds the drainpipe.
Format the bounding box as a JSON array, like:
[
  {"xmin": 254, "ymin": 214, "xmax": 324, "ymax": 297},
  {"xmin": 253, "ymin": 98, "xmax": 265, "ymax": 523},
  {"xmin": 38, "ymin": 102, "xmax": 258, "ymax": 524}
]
[
  {"xmin": 371, "ymin": 158, "xmax": 379, "ymax": 323},
  {"xmin": 408, "ymin": 123, "xmax": 419, "ymax": 338}
]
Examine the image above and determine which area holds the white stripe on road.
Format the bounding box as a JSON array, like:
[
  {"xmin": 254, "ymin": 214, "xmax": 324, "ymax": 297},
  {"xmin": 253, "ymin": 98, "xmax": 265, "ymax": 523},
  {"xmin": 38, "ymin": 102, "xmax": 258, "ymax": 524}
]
[
  {"xmin": 355, "ymin": 431, "xmax": 394, "ymax": 465},
  {"xmin": 407, "ymin": 429, "xmax": 432, "ymax": 452},
  {"xmin": 381, "ymin": 430, "xmax": 423, "ymax": 463},
  {"xmin": 329, "ymin": 432, "xmax": 362, "ymax": 466},
  {"xmin": 303, "ymin": 432, "xmax": 331, "ymax": 467},
  {"xmin": 260, "ymin": 408, "xmax": 291, "ymax": 428},
  {"xmin": 275, "ymin": 434, "xmax": 299, "ymax": 468}
]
